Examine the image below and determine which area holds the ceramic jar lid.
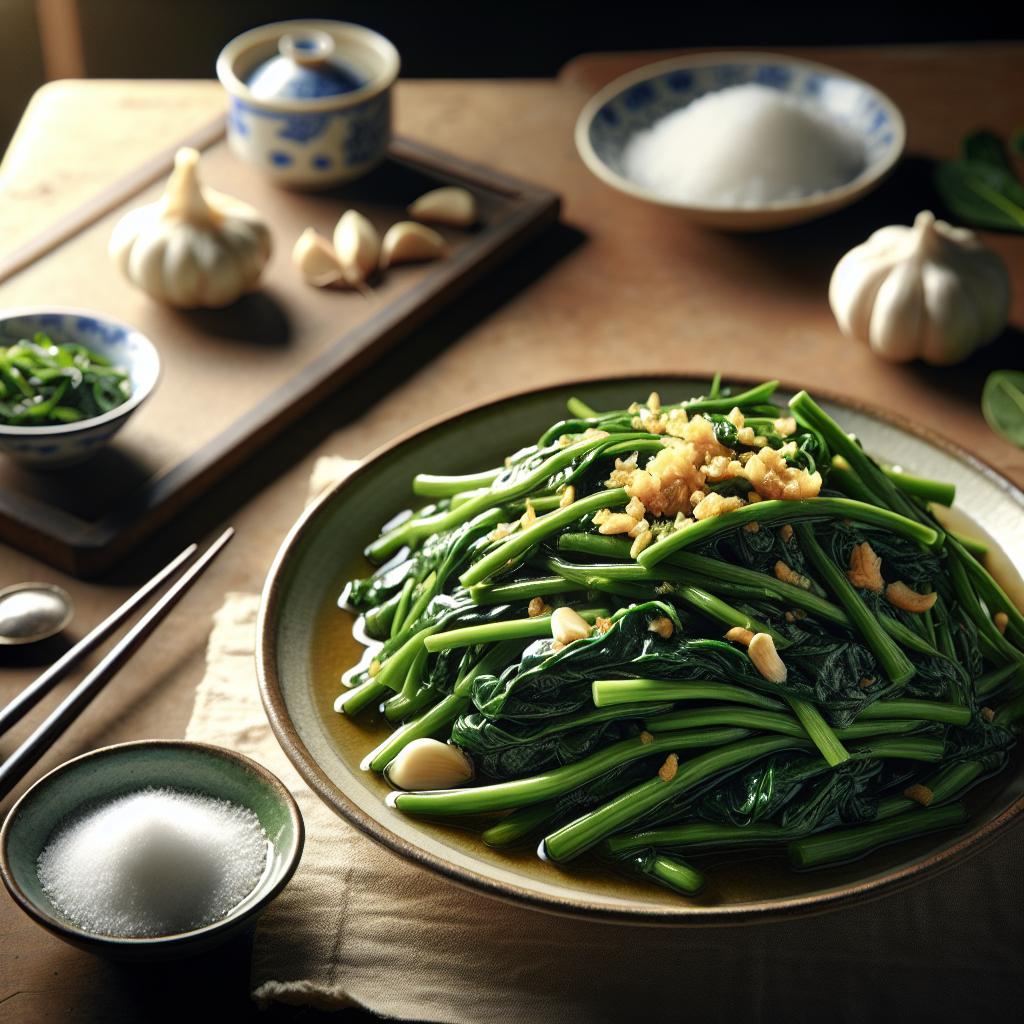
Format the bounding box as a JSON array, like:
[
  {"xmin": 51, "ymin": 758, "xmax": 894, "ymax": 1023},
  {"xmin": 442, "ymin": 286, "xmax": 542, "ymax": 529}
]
[{"xmin": 246, "ymin": 29, "xmax": 363, "ymax": 100}]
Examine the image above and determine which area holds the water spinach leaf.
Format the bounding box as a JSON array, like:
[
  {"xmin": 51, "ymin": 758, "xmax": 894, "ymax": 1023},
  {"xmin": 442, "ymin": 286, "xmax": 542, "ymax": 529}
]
[
  {"xmin": 982, "ymin": 370, "xmax": 1024, "ymax": 448},
  {"xmin": 935, "ymin": 130, "xmax": 1024, "ymax": 232}
]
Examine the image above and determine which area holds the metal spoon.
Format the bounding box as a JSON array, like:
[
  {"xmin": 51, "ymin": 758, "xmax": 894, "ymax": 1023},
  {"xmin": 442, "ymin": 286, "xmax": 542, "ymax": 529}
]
[{"xmin": 0, "ymin": 583, "xmax": 74, "ymax": 645}]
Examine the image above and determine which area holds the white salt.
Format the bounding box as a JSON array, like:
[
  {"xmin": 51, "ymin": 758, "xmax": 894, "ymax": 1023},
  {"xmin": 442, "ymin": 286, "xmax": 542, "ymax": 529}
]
[
  {"xmin": 37, "ymin": 787, "xmax": 268, "ymax": 938},
  {"xmin": 621, "ymin": 83, "xmax": 866, "ymax": 208}
]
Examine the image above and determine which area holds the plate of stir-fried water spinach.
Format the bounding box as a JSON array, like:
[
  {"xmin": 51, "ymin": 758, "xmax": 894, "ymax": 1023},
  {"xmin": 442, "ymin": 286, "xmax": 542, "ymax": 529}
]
[{"xmin": 259, "ymin": 378, "xmax": 1024, "ymax": 920}]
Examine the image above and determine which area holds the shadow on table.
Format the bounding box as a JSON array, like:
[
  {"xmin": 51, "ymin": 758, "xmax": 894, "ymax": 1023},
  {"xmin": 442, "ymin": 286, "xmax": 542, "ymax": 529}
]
[
  {"xmin": 739, "ymin": 154, "xmax": 1024, "ymax": 420},
  {"xmin": 92, "ymin": 930, "xmax": 382, "ymax": 1022},
  {"xmin": 660, "ymin": 153, "xmax": 1021, "ymax": 420},
  {"xmin": 0, "ymin": 447, "xmax": 156, "ymax": 524},
  {"xmin": 0, "ymin": 632, "xmax": 73, "ymax": 670},
  {"xmin": 671, "ymin": 155, "xmax": 948, "ymax": 300},
  {"xmin": 892, "ymin": 323, "xmax": 1024, "ymax": 417},
  {"xmin": 174, "ymin": 291, "xmax": 294, "ymax": 349}
]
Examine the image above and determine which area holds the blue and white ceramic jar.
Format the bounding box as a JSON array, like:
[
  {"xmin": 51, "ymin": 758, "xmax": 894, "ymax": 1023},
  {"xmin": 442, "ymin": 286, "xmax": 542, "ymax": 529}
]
[{"xmin": 217, "ymin": 20, "xmax": 400, "ymax": 189}]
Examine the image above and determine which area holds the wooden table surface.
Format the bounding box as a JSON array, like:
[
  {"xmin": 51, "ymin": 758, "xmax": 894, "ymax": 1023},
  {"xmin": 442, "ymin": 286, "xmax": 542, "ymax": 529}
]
[{"xmin": 1, "ymin": 44, "xmax": 1022, "ymax": 1022}]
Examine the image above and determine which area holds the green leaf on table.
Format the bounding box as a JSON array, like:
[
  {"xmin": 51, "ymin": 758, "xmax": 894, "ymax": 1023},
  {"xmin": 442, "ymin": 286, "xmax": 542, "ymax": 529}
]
[
  {"xmin": 982, "ymin": 370, "xmax": 1024, "ymax": 448},
  {"xmin": 934, "ymin": 160, "xmax": 1024, "ymax": 231},
  {"xmin": 934, "ymin": 129, "xmax": 1024, "ymax": 232},
  {"xmin": 1011, "ymin": 130, "xmax": 1024, "ymax": 157},
  {"xmin": 963, "ymin": 130, "xmax": 1016, "ymax": 172}
]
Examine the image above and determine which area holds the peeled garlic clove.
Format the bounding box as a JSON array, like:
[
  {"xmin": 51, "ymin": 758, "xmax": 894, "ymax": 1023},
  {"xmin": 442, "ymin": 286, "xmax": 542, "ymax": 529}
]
[
  {"xmin": 408, "ymin": 186, "xmax": 476, "ymax": 228},
  {"xmin": 292, "ymin": 227, "xmax": 346, "ymax": 287},
  {"xmin": 747, "ymin": 632, "xmax": 788, "ymax": 684},
  {"xmin": 379, "ymin": 222, "xmax": 447, "ymax": 269},
  {"xmin": 333, "ymin": 209, "xmax": 380, "ymax": 285},
  {"xmin": 384, "ymin": 738, "xmax": 474, "ymax": 791},
  {"xmin": 550, "ymin": 606, "xmax": 592, "ymax": 645}
]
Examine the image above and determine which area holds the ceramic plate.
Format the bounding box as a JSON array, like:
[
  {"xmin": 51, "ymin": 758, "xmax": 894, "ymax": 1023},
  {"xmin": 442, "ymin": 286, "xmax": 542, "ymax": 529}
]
[{"xmin": 257, "ymin": 378, "xmax": 1024, "ymax": 924}]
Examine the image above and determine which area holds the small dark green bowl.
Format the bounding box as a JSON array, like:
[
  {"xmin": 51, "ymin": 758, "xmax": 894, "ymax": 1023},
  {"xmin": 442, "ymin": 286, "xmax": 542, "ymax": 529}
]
[{"xmin": 0, "ymin": 740, "xmax": 304, "ymax": 961}]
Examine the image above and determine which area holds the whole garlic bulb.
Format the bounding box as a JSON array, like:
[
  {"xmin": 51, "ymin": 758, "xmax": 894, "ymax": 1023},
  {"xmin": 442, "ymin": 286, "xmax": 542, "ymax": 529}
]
[
  {"xmin": 109, "ymin": 147, "xmax": 271, "ymax": 308},
  {"xmin": 829, "ymin": 210, "xmax": 1011, "ymax": 366}
]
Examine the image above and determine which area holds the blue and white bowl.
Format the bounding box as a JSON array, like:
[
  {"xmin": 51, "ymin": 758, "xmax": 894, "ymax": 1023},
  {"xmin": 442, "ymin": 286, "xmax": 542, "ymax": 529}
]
[
  {"xmin": 217, "ymin": 20, "xmax": 400, "ymax": 190},
  {"xmin": 0, "ymin": 309, "xmax": 160, "ymax": 469},
  {"xmin": 576, "ymin": 52, "xmax": 906, "ymax": 231}
]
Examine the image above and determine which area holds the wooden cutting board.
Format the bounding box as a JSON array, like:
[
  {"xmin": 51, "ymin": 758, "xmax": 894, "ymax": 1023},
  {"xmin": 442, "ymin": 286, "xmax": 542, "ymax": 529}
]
[{"xmin": 0, "ymin": 118, "xmax": 560, "ymax": 576}]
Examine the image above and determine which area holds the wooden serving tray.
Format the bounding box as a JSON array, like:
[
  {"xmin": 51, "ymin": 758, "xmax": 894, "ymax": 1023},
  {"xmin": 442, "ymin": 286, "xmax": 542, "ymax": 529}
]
[{"xmin": 0, "ymin": 118, "xmax": 560, "ymax": 576}]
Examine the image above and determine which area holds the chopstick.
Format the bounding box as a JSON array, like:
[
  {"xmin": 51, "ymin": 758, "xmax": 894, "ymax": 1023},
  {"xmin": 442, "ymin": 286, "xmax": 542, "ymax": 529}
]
[
  {"xmin": 0, "ymin": 543, "xmax": 199, "ymax": 738},
  {"xmin": 0, "ymin": 527, "xmax": 234, "ymax": 802}
]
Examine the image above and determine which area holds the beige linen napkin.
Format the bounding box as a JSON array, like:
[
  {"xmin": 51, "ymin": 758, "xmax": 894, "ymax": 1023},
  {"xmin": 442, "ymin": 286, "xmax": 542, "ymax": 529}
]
[{"xmin": 185, "ymin": 460, "xmax": 1024, "ymax": 1024}]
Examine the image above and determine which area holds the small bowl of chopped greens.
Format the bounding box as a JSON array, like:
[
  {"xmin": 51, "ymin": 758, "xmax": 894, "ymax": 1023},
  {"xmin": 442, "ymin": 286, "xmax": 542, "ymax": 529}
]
[{"xmin": 0, "ymin": 309, "xmax": 160, "ymax": 468}]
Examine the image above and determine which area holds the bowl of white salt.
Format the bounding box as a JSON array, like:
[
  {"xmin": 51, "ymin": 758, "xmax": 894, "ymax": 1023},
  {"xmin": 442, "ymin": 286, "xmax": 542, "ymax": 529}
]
[
  {"xmin": 575, "ymin": 52, "xmax": 905, "ymax": 230},
  {"xmin": 0, "ymin": 740, "xmax": 303, "ymax": 960}
]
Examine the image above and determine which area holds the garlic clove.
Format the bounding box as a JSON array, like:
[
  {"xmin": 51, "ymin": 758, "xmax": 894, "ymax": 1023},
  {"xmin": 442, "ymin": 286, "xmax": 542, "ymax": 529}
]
[
  {"xmin": 550, "ymin": 606, "xmax": 592, "ymax": 645},
  {"xmin": 747, "ymin": 632, "xmax": 788, "ymax": 683},
  {"xmin": 108, "ymin": 205, "xmax": 150, "ymax": 272},
  {"xmin": 160, "ymin": 227, "xmax": 205, "ymax": 307},
  {"xmin": 868, "ymin": 259, "xmax": 925, "ymax": 363},
  {"xmin": 125, "ymin": 228, "xmax": 175, "ymax": 304},
  {"xmin": 292, "ymin": 227, "xmax": 346, "ymax": 287},
  {"xmin": 384, "ymin": 738, "xmax": 474, "ymax": 791},
  {"xmin": 379, "ymin": 222, "xmax": 447, "ymax": 269},
  {"xmin": 333, "ymin": 210, "xmax": 380, "ymax": 286},
  {"xmin": 408, "ymin": 186, "xmax": 477, "ymax": 228}
]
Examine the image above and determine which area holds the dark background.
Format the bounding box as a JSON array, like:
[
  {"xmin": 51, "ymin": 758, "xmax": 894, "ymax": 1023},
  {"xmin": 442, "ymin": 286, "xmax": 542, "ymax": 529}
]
[
  {"xmin": 1, "ymin": 0, "xmax": 1021, "ymax": 151},
  {"xmin": 38, "ymin": 3, "xmax": 1022, "ymax": 77}
]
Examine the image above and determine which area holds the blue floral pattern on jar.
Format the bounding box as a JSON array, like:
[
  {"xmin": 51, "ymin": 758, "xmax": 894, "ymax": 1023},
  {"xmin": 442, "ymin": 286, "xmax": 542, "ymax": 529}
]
[
  {"xmin": 344, "ymin": 95, "xmax": 389, "ymax": 167},
  {"xmin": 228, "ymin": 97, "xmax": 250, "ymax": 138},
  {"xmin": 223, "ymin": 83, "xmax": 392, "ymax": 184},
  {"xmin": 276, "ymin": 112, "xmax": 330, "ymax": 143}
]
